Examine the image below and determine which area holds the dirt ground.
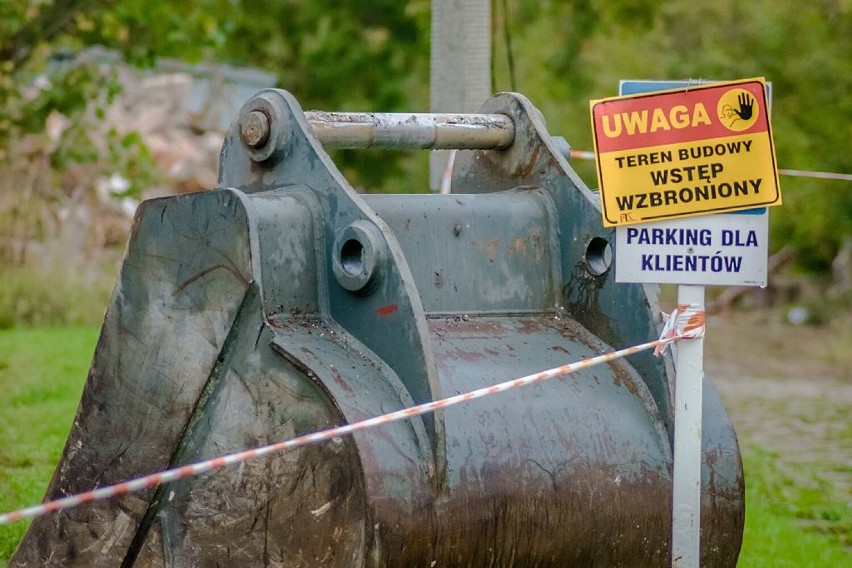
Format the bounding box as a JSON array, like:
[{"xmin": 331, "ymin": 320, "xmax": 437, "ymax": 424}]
[{"xmin": 703, "ymin": 308, "xmax": 851, "ymax": 498}]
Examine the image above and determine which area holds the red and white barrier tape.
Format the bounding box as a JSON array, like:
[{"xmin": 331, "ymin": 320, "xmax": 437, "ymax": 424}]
[
  {"xmin": 654, "ymin": 303, "xmax": 705, "ymax": 356},
  {"xmin": 0, "ymin": 319, "xmax": 704, "ymax": 526},
  {"xmin": 568, "ymin": 151, "xmax": 851, "ymax": 181},
  {"xmin": 568, "ymin": 150, "xmax": 597, "ymax": 161},
  {"xmin": 777, "ymin": 168, "xmax": 852, "ymax": 182},
  {"xmin": 439, "ymin": 149, "xmax": 457, "ymax": 195}
]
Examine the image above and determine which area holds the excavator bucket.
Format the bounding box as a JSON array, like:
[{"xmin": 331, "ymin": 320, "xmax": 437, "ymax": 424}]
[{"xmin": 12, "ymin": 90, "xmax": 744, "ymax": 566}]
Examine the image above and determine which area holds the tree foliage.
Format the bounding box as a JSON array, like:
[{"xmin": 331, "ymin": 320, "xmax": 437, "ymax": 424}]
[
  {"xmin": 0, "ymin": 0, "xmax": 849, "ymax": 273},
  {"xmin": 493, "ymin": 0, "xmax": 851, "ymax": 273}
]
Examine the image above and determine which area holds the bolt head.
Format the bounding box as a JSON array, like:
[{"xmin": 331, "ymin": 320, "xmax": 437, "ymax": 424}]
[{"xmin": 240, "ymin": 111, "xmax": 270, "ymax": 149}]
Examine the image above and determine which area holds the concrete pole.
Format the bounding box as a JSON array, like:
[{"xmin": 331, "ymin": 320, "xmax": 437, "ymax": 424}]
[{"xmin": 429, "ymin": 0, "xmax": 491, "ymax": 190}]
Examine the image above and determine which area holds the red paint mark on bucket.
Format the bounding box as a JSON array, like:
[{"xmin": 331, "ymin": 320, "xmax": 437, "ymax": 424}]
[{"xmin": 376, "ymin": 303, "xmax": 398, "ymax": 317}]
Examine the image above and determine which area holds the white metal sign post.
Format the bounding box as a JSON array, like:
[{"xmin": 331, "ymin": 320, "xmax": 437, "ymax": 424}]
[
  {"xmin": 591, "ymin": 79, "xmax": 780, "ymax": 568},
  {"xmin": 615, "ymin": 205, "xmax": 768, "ymax": 568},
  {"xmin": 671, "ymin": 284, "xmax": 704, "ymax": 568}
]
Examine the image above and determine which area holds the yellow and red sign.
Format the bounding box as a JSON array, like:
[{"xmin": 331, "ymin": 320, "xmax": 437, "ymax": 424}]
[{"xmin": 590, "ymin": 78, "xmax": 781, "ymax": 226}]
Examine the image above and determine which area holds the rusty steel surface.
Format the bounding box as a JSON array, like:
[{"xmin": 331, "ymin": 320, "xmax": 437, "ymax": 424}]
[{"xmin": 12, "ymin": 89, "xmax": 744, "ymax": 566}]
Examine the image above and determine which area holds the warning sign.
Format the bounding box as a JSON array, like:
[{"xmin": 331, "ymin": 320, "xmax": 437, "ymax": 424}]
[{"xmin": 590, "ymin": 78, "xmax": 781, "ymax": 227}]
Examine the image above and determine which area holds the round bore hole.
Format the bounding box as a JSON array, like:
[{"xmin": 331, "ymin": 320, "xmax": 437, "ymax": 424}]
[
  {"xmin": 340, "ymin": 239, "xmax": 364, "ymax": 277},
  {"xmin": 585, "ymin": 237, "xmax": 613, "ymax": 276}
]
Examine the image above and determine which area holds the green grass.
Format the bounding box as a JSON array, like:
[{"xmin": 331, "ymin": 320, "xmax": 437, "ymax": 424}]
[
  {"xmin": 0, "ymin": 326, "xmax": 850, "ymax": 565},
  {"xmin": 739, "ymin": 445, "xmax": 851, "ymax": 567},
  {"xmin": 0, "ymin": 265, "xmax": 112, "ymax": 329},
  {"xmin": 0, "ymin": 326, "xmax": 98, "ymax": 564}
]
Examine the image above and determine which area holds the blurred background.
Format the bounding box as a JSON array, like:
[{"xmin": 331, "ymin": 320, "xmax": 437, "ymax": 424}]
[
  {"xmin": 0, "ymin": 1, "xmax": 849, "ymax": 565},
  {"xmin": 1, "ymin": 0, "xmax": 850, "ymax": 322}
]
